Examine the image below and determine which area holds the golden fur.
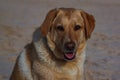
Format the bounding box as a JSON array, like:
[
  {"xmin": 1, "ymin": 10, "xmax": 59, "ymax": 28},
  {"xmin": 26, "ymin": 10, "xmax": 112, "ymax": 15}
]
[{"xmin": 10, "ymin": 8, "xmax": 95, "ymax": 80}]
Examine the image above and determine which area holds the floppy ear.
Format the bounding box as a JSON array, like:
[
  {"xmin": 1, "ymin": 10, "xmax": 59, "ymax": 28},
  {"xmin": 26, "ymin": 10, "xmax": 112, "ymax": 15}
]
[
  {"xmin": 40, "ymin": 9, "xmax": 58, "ymax": 36},
  {"xmin": 81, "ymin": 11, "xmax": 95, "ymax": 40}
]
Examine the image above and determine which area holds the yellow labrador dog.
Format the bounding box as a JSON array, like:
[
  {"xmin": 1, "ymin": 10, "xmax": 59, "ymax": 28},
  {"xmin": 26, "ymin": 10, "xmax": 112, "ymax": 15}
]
[{"xmin": 10, "ymin": 8, "xmax": 95, "ymax": 80}]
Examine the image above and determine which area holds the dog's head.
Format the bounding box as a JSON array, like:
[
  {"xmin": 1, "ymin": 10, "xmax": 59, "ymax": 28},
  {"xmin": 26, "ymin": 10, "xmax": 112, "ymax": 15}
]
[{"xmin": 40, "ymin": 8, "xmax": 95, "ymax": 61}]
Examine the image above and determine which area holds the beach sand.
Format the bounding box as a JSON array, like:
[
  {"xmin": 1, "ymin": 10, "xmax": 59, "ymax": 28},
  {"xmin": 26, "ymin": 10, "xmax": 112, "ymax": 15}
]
[{"xmin": 0, "ymin": 0, "xmax": 120, "ymax": 80}]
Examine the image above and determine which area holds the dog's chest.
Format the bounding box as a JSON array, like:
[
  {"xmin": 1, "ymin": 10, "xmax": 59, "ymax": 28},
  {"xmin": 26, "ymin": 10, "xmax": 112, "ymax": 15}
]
[
  {"xmin": 32, "ymin": 61, "xmax": 79, "ymax": 80},
  {"xmin": 53, "ymin": 70, "xmax": 78, "ymax": 80},
  {"xmin": 53, "ymin": 66, "xmax": 79, "ymax": 80}
]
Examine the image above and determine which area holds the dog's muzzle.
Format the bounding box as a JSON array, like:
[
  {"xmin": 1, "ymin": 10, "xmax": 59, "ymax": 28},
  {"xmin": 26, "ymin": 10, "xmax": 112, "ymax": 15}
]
[{"xmin": 64, "ymin": 42, "xmax": 76, "ymax": 61}]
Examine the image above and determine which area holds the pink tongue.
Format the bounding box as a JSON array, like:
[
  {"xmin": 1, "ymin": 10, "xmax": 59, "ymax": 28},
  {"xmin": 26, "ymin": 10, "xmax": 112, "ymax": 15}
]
[{"xmin": 65, "ymin": 53, "xmax": 74, "ymax": 59}]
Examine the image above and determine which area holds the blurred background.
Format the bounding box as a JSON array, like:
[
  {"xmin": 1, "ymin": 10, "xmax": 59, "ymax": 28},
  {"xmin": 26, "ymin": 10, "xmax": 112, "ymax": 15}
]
[{"xmin": 0, "ymin": 0, "xmax": 120, "ymax": 80}]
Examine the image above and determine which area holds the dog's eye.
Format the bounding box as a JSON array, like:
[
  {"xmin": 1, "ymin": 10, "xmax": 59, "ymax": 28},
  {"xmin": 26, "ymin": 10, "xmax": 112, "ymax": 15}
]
[
  {"xmin": 74, "ymin": 25, "xmax": 81, "ymax": 31},
  {"xmin": 56, "ymin": 25, "xmax": 64, "ymax": 31}
]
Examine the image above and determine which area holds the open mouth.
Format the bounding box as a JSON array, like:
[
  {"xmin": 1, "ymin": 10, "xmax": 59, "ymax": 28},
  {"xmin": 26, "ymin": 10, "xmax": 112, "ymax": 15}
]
[
  {"xmin": 63, "ymin": 42, "xmax": 76, "ymax": 61},
  {"xmin": 64, "ymin": 52, "xmax": 76, "ymax": 60}
]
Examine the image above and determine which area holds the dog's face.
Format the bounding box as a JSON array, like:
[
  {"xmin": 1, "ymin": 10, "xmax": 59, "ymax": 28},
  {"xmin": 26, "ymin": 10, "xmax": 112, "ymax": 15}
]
[{"xmin": 40, "ymin": 8, "xmax": 95, "ymax": 61}]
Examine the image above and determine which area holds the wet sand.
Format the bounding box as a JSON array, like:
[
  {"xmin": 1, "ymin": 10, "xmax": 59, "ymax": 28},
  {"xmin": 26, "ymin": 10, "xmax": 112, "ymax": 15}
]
[{"xmin": 0, "ymin": 0, "xmax": 120, "ymax": 80}]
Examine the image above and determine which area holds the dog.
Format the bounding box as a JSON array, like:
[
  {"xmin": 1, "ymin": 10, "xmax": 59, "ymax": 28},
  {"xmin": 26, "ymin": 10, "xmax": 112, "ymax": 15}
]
[{"xmin": 10, "ymin": 8, "xmax": 95, "ymax": 80}]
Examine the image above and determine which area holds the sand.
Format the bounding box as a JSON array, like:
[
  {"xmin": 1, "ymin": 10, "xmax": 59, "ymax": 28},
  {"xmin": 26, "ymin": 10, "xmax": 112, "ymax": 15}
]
[{"xmin": 0, "ymin": 0, "xmax": 120, "ymax": 80}]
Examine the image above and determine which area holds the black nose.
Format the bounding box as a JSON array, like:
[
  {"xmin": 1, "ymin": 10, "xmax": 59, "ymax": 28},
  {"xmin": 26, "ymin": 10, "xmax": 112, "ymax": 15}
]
[{"xmin": 64, "ymin": 42, "xmax": 75, "ymax": 51}]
